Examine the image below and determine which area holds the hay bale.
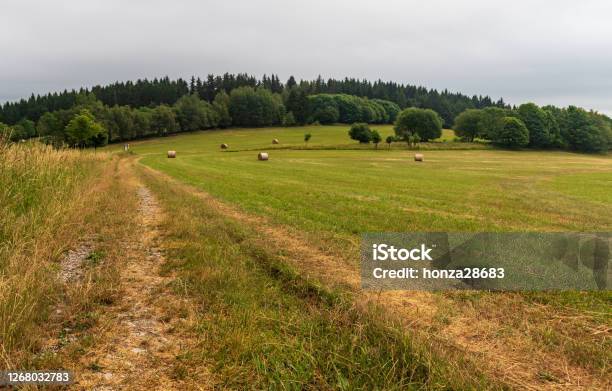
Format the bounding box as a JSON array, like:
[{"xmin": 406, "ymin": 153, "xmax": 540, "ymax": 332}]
[
  {"xmin": 220, "ymin": 143, "xmax": 229, "ymax": 149},
  {"xmin": 258, "ymin": 152, "xmax": 269, "ymax": 161},
  {"xmin": 272, "ymin": 139, "xmax": 279, "ymax": 144},
  {"xmin": 167, "ymin": 150, "xmax": 176, "ymax": 158},
  {"xmin": 414, "ymin": 153, "xmax": 424, "ymax": 162}
]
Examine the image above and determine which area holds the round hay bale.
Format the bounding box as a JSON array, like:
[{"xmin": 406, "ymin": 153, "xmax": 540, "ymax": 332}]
[
  {"xmin": 414, "ymin": 153, "xmax": 424, "ymax": 162},
  {"xmin": 272, "ymin": 139, "xmax": 279, "ymax": 144},
  {"xmin": 167, "ymin": 150, "xmax": 176, "ymax": 158},
  {"xmin": 258, "ymin": 152, "xmax": 269, "ymax": 161},
  {"xmin": 220, "ymin": 143, "xmax": 229, "ymax": 149}
]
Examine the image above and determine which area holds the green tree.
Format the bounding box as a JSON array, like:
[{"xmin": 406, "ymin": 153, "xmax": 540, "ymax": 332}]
[
  {"xmin": 304, "ymin": 133, "xmax": 311, "ymax": 144},
  {"xmin": 371, "ymin": 129, "xmax": 382, "ymax": 149},
  {"xmin": 543, "ymin": 109, "xmax": 564, "ymax": 148},
  {"xmin": 7, "ymin": 124, "xmax": 27, "ymax": 142},
  {"xmin": 394, "ymin": 108, "xmax": 443, "ymax": 141},
  {"xmin": 285, "ymin": 87, "xmax": 309, "ymax": 124},
  {"xmin": 312, "ymin": 106, "xmax": 339, "ymax": 124},
  {"xmin": 493, "ymin": 117, "xmax": 529, "ymax": 148},
  {"xmin": 213, "ymin": 91, "xmax": 232, "ymax": 128},
  {"xmin": 133, "ymin": 108, "xmax": 153, "ymax": 138},
  {"xmin": 151, "ymin": 105, "xmax": 178, "ymax": 136},
  {"xmin": 283, "ymin": 112, "xmax": 297, "ymax": 126},
  {"xmin": 385, "ymin": 135, "xmax": 395, "ymax": 149},
  {"xmin": 17, "ymin": 119, "xmax": 36, "ymax": 138},
  {"xmin": 478, "ymin": 107, "xmax": 508, "ymax": 140},
  {"xmin": 348, "ymin": 123, "xmax": 373, "ymax": 143},
  {"xmin": 65, "ymin": 109, "xmax": 107, "ymax": 147},
  {"xmin": 517, "ymin": 103, "xmax": 551, "ymax": 147},
  {"xmin": 108, "ymin": 105, "xmax": 136, "ymax": 141},
  {"xmin": 453, "ymin": 109, "xmax": 483, "ymax": 141},
  {"xmin": 372, "ymin": 99, "xmax": 401, "ymax": 123},
  {"xmin": 174, "ymin": 94, "xmax": 218, "ymax": 131},
  {"xmin": 37, "ymin": 112, "xmax": 63, "ymax": 143},
  {"xmin": 560, "ymin": 106, "xmax": 610, "ymax": 153},
  {"xmin": 229, "ymin": 87, "xmax": 284, "ymax": 127}
]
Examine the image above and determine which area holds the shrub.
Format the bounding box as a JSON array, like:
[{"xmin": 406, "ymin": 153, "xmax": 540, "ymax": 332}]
[
  {"xmin": 385, "ymin": 135, "xmax": 396, "ymax": 149},
  {"xmin": 348, "ymin": 123, "xmax": 373, "ymax": 143}
]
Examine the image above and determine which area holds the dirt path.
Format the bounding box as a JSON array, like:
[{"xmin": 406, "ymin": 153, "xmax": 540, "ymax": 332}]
[
  {"xmin": 72, "ymin": 165, "xmax": 211, "ymax": 390},
  {"xmin": 140, "ymin": 164, "xmax": 609, "ymax": 391}
]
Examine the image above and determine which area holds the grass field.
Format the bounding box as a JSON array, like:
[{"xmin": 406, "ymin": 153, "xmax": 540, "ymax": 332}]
[
  {"xmin": 114, "ymin": 124, "xmax": 612, "ymax": 388},
  {"xmin": 4, "ymin": 125, "xmax": 610, "ymax": 389},
  {"xmin": 125, "ymin": 125, "xmax": 611, "ymax": 238}
]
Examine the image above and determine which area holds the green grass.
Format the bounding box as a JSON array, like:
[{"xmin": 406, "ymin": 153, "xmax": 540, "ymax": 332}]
[
  {"xmin": 124, "ymin": 125, "xmax": 611, "ymax": 386},
  {"xmin": 111, "ymin": 125, "xmax": 466, "ymax": 154},
  {"xmin": 139, "ymin": 165, "xmax": 494, "ymax": 389},
  {"xmin": 126, "ymin": 126, "xmax": 611, "ymax": 244}
]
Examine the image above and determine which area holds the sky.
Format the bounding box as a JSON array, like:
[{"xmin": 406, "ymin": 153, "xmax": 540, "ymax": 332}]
[{"xmin": 1, "ymin": 0, "xmax": 611, "ymax": 114}]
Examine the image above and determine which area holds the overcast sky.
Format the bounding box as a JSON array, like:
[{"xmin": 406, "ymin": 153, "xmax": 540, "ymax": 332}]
[{"xmin": 1, "ymin": 0, "xmax": 611, "ymax": 114}]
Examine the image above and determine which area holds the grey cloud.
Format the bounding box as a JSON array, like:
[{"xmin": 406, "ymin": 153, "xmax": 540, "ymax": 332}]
[{"xmin": 1, "ymin": 0, "xmax": 611, "ymax": 114}]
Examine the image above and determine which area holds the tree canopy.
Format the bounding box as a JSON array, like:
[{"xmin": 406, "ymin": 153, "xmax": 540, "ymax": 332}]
[{"xmin": 394, "ymin": 108, "xmax": 443, "ymax": 141}]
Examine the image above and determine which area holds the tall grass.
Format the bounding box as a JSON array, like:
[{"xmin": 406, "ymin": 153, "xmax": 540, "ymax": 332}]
[{"xmin": 0, "ymin": 136, "xmax": 102, "ymax": 366}]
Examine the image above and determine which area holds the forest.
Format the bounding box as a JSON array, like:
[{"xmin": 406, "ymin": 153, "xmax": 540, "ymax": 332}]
[{"xmin": 0, "ymin": 73, "xmax": 610, "ymax": 153}]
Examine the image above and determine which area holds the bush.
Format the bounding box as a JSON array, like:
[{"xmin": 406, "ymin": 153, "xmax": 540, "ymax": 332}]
[
  {"xmin": 348, "ymin": 123, "xmax": 373, "ymax": 143},
  {"xmin": 494, "ymin": 117, "xmax": 529, "ymax": 148},
  {"xmin": 8, "ymin": 124, "xmax": 27, "ymax": 142},
  {"xmin": 394, "ymin": 108, "xmax": 443, "ymax": 141}
]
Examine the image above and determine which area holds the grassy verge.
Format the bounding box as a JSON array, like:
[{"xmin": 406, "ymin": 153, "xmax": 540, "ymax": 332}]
[
  {"xmin": 0, "ymin": 138, "xmax": 133, "ymax": 371},
  {"xmin": 0, "ymin": 139, "xmax": 98, "ymax": 365},
  {"xmin": 138, "ymin": 165, "xmax": 496, "ymax": 389}
]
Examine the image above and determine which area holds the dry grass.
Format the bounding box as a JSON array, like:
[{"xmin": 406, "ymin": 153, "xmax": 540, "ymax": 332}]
[{"xmin": 0, "ymin": 137, "xmax": 107, "ymax": 367}]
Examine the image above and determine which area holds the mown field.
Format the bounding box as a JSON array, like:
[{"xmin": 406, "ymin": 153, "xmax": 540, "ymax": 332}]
[
  {"xmin": 122, "ymin": 125, "xmax": 611, "ymax": 237},
  {"xmin": 5, "ymin": 126, "xmax": 608, "ymax": 389},
  {"xmin": 116, "ymin": 124, "xmax": 611, "ymax": 388}
]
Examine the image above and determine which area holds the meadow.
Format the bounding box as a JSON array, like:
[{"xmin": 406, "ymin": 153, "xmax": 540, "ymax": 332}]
[
  {"xmin": 128, "ymin": 125, "xmax": 611, "ymax": 241},
  {"xmin": 2, "ymin": 125, "xmax": 610, "ymax": 389},
  {"xmin": 121, "ymin": 125, "xmax": 611, "ymax": 388}
]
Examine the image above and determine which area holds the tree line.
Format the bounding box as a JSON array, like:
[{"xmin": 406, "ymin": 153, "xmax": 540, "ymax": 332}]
[
  {"xmin": 0, "ymin": 73, "xmax": 505, "ymax": 128},
  {"xmin": 453, "ymin": 104, "xmax": 612, "ymax": 153},
  {"xmin": 1, "ymin": 74, "xmax": 610, "ymax": 152},
  {"xmin": 0, "ymin": 88, "xmax": 402, "ymax": 147},
  {"xmin": 346, "ymin": 105, "xmax": 611, "ymax": 154}
]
